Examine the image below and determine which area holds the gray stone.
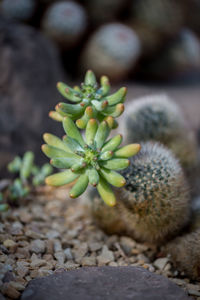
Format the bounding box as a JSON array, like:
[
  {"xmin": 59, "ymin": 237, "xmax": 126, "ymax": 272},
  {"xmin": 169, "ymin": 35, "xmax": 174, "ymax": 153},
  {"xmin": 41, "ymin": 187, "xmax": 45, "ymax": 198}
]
[
  {"xmin": 30, "ymin": 240, "xmax": 46, "ymax": 254},
  {"xmin": 21, "ymin": 266, "xmax": 191, "ymax": 300}
]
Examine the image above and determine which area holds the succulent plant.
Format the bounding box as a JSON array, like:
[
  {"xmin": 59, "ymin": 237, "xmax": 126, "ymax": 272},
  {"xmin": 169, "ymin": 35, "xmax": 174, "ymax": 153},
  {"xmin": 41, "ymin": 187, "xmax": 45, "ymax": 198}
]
[
  {"xmin": 49, "ymin": 70, "xmax": 126, "ymax": 129},
  {"xmin": 1, "ymin": 0, "xmax": 36, "ymax": 21},
  {"xmin": 88, "ymin": 142, "xmax": 191, "ymax": 244},
  {"xmin": 163, "ymin": 228, "xmax": 200, "ymax": 280},
  {"xmin": 7, "ymin": 151, "xmax": 53, "ymax": 201},
  {"xmin": 81, "ymin": 23, "xmax": 141, "ymax": 81},
  {"xmin": 0, "ymin": 192, "xmax": 9, "ymax": 212},
  {"xmin": 42, "ymin": 116, "xmax": 141, "ymax": 206},
  {"xmin": 42, "ymin": 1, "xmax": 87, "ymax": 48},
  {"xmin": 121, "ymin": 94, "xmax": 198, "ymax": 169}
]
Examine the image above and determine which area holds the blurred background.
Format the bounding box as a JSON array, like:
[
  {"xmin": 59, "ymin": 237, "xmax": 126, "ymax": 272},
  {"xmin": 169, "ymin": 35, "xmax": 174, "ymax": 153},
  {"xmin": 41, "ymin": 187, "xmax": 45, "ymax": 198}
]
[{"xmin": 0, "ymin": 0, "xmax": 200, "ymax": 176}]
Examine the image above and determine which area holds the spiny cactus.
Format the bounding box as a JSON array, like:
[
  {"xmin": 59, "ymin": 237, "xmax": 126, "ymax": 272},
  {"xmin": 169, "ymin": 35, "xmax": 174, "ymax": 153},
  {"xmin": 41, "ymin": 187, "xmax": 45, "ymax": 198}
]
[
  {"xmin": 49, "ymin": 70, "xmax": 126, "ymax": 129},
  {"xmin": 163, "ymin": 228, "xmax": 200, "ymax": 280},
  {"xmin": 122, "ymin": 94, "xmax": 198, "ymax": 169},
  {"xmin": 42, "ymin": 1, "xmax": 87, "ymax": 48},
  {"xmin": 88, "ymin": 142, "xmax": 191, "ymax": 244},
  {"xmin": 42, "ymin": 117, "xmax": 140, "ymax": 206},
  {"xmin": 81, "ymin": 23, "xmax": 141, "ymax": 81},
  {"xmin": 1, "ymin": 0, "xmax": 36, "ymax": 21}
]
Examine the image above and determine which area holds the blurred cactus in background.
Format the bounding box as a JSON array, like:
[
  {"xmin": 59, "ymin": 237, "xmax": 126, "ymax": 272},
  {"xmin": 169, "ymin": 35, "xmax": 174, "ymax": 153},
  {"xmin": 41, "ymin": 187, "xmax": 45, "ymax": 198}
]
[
  {"xmin": 140, "ymin": 29, "xmax": 200, "ymax": 79},
  {"xmin": 129, "ymin": 0, "xmax": 183, "ymax": 56},
  {"xmin": 85, "ymin": 0, "xmax": 127, "ymax": 25},
  {"xmin": 50, "ymin": 70, "xmax": 126, "ymax": 129},
  {"xmin": 81, "ymin": 23, "xmax": 141, "ymax": 81},
  {"xmin": 122, "ymin": 94, "xmax": 198, "ymax": 170},
  {"xmin": 88, "ymin": 142, "xmax": 190, "ymax": 244},
  {"xmin": 1, "ymin": 0, "xmax": 36, "ymax": 22},
  {"xmin": 42, "ymin": 1, "xmax": 87, "ymax": 49}
]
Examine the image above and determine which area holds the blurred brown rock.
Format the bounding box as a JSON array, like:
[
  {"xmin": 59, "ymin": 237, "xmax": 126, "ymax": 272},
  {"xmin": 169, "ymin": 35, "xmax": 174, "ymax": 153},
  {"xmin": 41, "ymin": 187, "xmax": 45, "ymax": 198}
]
[{"xmin": 0, "ymin": 18, "xmax": 65, "ymax": 176}]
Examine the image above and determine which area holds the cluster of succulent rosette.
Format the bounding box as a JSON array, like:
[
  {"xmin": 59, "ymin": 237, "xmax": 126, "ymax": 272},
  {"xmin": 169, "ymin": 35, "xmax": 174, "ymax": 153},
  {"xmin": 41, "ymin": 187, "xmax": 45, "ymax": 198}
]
[{"xmin": 42, "ymin": 70, "xmax": 141, "ymax": 206}]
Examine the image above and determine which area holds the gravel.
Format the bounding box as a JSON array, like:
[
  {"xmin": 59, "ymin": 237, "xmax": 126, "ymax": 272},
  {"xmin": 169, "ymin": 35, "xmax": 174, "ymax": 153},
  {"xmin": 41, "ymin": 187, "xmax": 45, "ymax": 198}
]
[{"xmin": 0, "ymin": 185, "xmax": 200, "ymax": 299}]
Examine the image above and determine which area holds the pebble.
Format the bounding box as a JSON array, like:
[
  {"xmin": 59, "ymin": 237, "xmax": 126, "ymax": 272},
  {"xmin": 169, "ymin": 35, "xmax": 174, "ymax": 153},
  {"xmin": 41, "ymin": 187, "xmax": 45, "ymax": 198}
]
[
  {"xmin": 97, "ymin": 245, "xmax": 114, "ymax": 265},
  {"xmin": 120, "ymin": 236, "xmax": 136, "ymax": 255},
  {"xmin": 30, "ymin": 259, "xmax": 47, "ymax": 268},
  {"xmin": 1, "ymin": 282, "xmax": 21, "ymax": 299},
  {"xmin": 81, "ymin": 256, "xmax": 96, "ymax": 266},
  {"xmin": 54, "ymin": 251, "xmax": 65, "ymax": 265},
  {"xmin": 10, "ymin": 222, "xmax": 23, "ymax": 235},
  {"xmin": 30, "ymin": 239, "xmax": 46, "ymax": 254},
  {"xmin": 46, "ymin": 230, "xmax": 60, "ymax": 239},
  {"xmin": 154, "ymin": 258, "xmax": 169, "ymax": 270},
  {"xmin": 25, "ymin": 230, "xmax": 44, "ymax": 239},
  {"xmin": 3, "ymin": 239, "xmax": 16, "ymax": 248},
  {"xmin": 64, "ymin": 248, "xmax": 73, "ymax": 261},
  {"xmin": 88, "ymin": 242, "xmax": 102, "ymax": 252},
  {"xmin": 53, "ymin": 240, "xmax": 62, "ymax": 253}
]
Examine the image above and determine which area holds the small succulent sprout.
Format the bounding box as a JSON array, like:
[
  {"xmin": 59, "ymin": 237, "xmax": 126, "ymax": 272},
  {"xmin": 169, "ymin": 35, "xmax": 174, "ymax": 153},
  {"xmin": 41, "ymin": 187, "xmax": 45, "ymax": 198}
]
[
  {"xmin": 49, "ymin": 70, "xmax": 127, "ymax": 129},
  {"xmin": 7, "ymin": 156, "xmax": 22, "ymax": 173},
  {"xmin": 0, "ymin": 192, "xmax": 9, "ymax": 212},
  {"xmin": 42, "ymin": 116, "xmax": 141, "ymax": 206},
  {"xmin": 20, "ymin": 151, "xmax": 34, "ymax": 182},
  {"xmin": 32, "ymin": 163, "xmax": 53, "ymax": 186},
  {"xmin": 9, "ymin": 179, "xmax": 30, "ymax": 200}
]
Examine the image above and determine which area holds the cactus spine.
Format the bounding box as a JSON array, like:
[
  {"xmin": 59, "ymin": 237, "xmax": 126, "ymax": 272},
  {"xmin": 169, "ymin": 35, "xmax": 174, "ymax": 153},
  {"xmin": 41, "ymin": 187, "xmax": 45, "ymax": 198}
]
[{"xmin": 89, "ymin": 142, "xmax": 191, "ymax": 244}]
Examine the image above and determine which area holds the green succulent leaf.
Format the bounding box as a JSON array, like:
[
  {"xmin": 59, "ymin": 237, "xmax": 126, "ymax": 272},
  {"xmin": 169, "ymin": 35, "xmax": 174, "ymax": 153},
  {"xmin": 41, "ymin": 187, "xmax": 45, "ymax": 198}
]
[
  {"xmin": 97, "ymin": 176, "xmax": 116, "ymax": 207},
  {"xmin": 20, "ymin": 151, "xmax": 34, "ymax": 181},
  {"xmin": 101, "ymin": 134, "xmax": 122, "ymax": 152},
  {"xmin": 99, "ymin": 167, "xmax": 126, "ymax": 187},
  {"xmin": 114, "ymin": 144, "xmax": 141, "ymax": 158},
  {"xmin": 51, "ymin": 70, "xmax": 127, "ymax": 127},
  {"xmin": 100, "ymin": 158, "xmax": 130, "ymax": 170},
  {"xmin": 63, "ymin": 117, "xmax": 85, "ymax": 147},
  {"xmin": 69, "ymin": 173, "xmax": 89, "ymax": 198},
  {"xmin": 46, "ymin": 170, "xmax": 80, "ymax": 186},
  {"xmin": 43, "ymin": 133, "xmax": 72, "ymax": 153}
]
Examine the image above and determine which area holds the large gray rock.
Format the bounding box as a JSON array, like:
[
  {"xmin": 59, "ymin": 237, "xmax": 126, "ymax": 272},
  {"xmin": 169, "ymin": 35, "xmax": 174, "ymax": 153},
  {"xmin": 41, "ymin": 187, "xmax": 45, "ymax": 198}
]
[
  {"xmin": 0, "ymin": 18, "xmax": 65, "ymax": 174},
  {"xmin": 21, "ymin": 266, "xmax": 191, "ymax": 300}
]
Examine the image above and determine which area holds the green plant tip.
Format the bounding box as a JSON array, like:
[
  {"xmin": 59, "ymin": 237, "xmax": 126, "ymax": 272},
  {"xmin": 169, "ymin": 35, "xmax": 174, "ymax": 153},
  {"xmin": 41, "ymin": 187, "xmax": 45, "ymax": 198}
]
[{"xmin": 50, "ymin": 70, "xmax": 127, "ymax": 128}]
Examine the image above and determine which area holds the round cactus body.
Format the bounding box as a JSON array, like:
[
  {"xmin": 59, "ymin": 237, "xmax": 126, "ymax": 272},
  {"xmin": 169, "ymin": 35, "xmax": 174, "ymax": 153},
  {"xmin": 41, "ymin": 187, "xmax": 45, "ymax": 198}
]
[
  {"xmin": 163, "ymin": 229, "xmax": 200, "ymax": 280},
  {"xmin": 1, "ymin": 0, "xmax": 36, "ymax": 21},
  {"xmin": 89, "ymin": 142, "xmax": 191, "ymax": 244},
  {"xmin": 42, "ymin": 1, "xmax": 87, "ymax": 48},
  {"xmin": 122, "ymin": 94, "xmax": 198, "ymax": 169},
  {"xmin": 81, "ymin": 23, "xmax": 141, "ymax": 81}
]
